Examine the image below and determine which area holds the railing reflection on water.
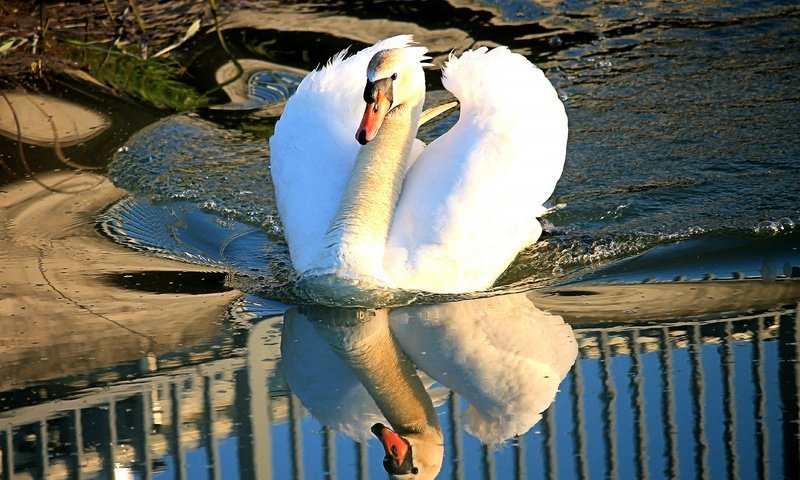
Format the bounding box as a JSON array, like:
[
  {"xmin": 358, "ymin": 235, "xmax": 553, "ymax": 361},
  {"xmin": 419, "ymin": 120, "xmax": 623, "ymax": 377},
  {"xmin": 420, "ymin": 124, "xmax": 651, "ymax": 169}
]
[
  {"xmin": 1, "ymin": 307, "xmax": 798, "ymax": 479},
  {"xmin": 560, "ymin": 309, "xmax": 799, "ymax": 480}
]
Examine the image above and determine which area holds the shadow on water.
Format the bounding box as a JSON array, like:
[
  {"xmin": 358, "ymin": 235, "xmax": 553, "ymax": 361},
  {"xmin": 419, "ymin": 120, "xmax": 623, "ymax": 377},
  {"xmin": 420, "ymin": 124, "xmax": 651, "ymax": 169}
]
[{"xmin": 2, "ymin": 0, "xmax": 800, "ymax": 479}]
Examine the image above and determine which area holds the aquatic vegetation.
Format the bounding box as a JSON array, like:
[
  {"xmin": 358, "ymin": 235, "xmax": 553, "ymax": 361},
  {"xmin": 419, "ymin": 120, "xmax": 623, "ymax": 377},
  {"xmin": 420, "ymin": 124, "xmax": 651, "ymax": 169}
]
[{"xmin": 64, "ymin": 41, "xmax": 209, "ymax": 111}]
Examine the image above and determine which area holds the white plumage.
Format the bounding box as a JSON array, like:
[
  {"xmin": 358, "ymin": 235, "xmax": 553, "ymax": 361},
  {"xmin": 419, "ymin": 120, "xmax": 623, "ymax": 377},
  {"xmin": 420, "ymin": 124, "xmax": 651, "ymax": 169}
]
[{"xmin": 270, "ymin": 35, "xmax": 567, "ymax": 297}]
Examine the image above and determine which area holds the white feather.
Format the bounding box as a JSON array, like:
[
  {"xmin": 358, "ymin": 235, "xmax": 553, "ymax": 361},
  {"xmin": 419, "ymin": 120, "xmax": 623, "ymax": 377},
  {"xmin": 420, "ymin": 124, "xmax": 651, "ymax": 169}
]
[
  {"xmin": 270, "ymin": 37, "xmax": 568, "ymax": 295},
  {"xmin": 384, "ymin": 47, "xmax": 568, "ymax": 292},
  {"xmin": 270, "ymin": 35, "xmax": 422, "ymax": 274}
]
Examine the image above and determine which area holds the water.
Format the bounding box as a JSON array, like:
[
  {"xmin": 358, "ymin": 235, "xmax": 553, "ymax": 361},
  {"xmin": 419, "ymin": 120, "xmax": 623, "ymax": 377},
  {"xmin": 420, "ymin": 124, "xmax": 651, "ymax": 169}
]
[{"xmin": 1, "ymin": 1, "xmax": 799, "ymax": 478}]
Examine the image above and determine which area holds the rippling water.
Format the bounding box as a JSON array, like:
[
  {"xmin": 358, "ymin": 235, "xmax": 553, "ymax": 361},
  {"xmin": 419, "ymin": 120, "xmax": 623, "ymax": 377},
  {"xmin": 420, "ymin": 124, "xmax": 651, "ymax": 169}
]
[
  {"xmin": 103, "ymin": 0, "xmax": 800, "ymax": 298},
  {"xmin": 1, "ymin": 1, "xmax": 799, "ymax": 479}
]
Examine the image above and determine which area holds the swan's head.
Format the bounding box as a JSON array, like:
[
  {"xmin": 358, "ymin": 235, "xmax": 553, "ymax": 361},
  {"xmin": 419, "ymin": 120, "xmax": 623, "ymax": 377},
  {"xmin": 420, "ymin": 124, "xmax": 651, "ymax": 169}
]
[
  {"xmin": 371, "ymin": 423, "xmax": 443, "ymax": 479},
  {"xmin": 356, "ymin": 47, "xmax": 428, "ymax": 145}
]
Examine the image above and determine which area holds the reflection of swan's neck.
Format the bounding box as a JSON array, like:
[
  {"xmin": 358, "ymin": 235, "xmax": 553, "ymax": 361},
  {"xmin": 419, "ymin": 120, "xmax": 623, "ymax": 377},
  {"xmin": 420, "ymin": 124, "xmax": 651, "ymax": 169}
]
[
  {"xmin": 310, "ymin": 307, "xmax": 443, "ymax": 479},
  {"xmin": 312, "ymin": 99, "xmax": 423, "ymax": 283},
  {"xmin": 320, "ymin": 309, "xmax": 440, "ymax": 434}
]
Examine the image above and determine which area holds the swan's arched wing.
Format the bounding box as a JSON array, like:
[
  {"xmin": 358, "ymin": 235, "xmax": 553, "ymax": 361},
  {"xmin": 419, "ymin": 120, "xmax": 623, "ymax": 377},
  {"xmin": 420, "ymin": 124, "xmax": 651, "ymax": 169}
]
[
  {"xmin": 269, "ymin": 35, "xmax": 417, "ymax": 273},
  {"xmin": 385, "ymin": 47, "xmax": 568, "ymax": 293}
]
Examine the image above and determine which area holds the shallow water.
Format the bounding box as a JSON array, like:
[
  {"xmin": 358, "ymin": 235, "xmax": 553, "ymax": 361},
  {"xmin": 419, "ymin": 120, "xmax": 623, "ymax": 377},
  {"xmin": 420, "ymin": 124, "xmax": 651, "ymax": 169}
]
[{"xmin": 1, "ymin": 1, "xmax": 799, "ymax": 479}]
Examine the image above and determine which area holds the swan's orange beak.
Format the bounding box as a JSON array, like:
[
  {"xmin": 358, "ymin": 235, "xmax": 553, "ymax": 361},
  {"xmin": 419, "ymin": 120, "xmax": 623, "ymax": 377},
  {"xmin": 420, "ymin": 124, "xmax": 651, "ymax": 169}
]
[
  {"xmin": 356, "ymin": 90, "xmax": 391, "ymax": 145},
  {"xmin": 371, "ymin": 423, "xmax": 416, "ymax": 475}
]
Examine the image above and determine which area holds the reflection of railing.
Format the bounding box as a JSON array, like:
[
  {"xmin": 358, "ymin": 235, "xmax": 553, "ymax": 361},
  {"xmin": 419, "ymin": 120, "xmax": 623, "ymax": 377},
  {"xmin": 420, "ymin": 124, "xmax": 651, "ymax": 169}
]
[
  {"xmin": 531, "ymin": 308, "xmax": 799, "ymax": 480},
  {"xmin": 0, "ymin": 355, "xmax": 249, "ymax": 479},
  {"xmin": 1, "ymin": 307, "xmax": 797, "ymax": 479}
]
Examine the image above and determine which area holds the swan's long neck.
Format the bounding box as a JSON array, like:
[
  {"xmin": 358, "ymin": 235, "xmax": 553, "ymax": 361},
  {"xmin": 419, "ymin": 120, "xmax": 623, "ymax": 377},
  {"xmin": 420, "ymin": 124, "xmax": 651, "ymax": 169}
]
[{"xmin": 310, "ymin": 99, "xmax": 423, "ymax": 283}]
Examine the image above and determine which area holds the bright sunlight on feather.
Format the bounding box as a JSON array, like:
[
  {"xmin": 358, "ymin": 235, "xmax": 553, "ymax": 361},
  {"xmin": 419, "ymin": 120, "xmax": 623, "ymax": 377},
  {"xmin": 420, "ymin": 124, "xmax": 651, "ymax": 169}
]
[{"xmin": 269, "ymin": 35, "xmax": 567, "ymax": 302}]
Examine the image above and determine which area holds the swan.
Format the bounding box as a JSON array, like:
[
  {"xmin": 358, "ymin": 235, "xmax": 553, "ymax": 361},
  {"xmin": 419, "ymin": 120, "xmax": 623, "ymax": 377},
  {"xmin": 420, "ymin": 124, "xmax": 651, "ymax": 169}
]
[{"xmin": 269, "ymin": 35, "xmax": 567, "ymax": 299}]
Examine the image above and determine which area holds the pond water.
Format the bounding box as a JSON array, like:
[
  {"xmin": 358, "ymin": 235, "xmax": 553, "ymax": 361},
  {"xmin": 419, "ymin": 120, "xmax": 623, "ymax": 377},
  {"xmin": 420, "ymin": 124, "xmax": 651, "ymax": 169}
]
[{"xmin": 1, "ymin": 1, "xmax": 799, "ymax": 479}]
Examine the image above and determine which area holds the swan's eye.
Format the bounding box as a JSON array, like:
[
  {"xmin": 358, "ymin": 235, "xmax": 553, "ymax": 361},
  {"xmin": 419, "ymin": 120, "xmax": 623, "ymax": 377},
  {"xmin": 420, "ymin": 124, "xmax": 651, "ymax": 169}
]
[{"xmin": 391, "ymin": 73, "xmax": 398, "ymax": 81}]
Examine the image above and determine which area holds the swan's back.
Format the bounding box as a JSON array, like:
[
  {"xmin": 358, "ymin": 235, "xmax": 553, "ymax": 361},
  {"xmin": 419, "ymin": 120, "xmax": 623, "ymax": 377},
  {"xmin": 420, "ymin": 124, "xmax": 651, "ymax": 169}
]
[
  {"xmin": 270, "ymin": 35, "xmax": 417, "ymax": 274},
  {"xmin": 385, "ymin": 47, "xmax": 568, "ymax": 293}
]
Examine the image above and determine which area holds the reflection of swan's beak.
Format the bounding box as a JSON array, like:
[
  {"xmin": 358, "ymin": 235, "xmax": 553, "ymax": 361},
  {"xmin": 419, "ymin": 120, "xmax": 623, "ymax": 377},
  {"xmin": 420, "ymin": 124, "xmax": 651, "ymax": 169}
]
[
  {"xmin": 356, "ymin": 79, "xmax": 392, "ymax": 144},
  {"xmin": 371, "ymin": 422, "xmax": 418, "ymax": 475}
]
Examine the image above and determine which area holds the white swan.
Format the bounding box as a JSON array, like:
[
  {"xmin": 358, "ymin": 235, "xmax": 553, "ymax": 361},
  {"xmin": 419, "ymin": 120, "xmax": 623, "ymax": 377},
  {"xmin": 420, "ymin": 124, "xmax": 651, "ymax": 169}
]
[{"xmin": 269, "ymin": 35, "xmax": 567, "ymax": 298}]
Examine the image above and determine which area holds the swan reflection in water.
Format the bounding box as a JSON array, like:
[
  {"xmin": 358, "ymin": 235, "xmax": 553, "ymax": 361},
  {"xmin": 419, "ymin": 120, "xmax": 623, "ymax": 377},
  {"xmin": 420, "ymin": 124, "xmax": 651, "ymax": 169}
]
[{"xmin": 281, "ymin": 294, "xmax": 578, "ymax": 479}]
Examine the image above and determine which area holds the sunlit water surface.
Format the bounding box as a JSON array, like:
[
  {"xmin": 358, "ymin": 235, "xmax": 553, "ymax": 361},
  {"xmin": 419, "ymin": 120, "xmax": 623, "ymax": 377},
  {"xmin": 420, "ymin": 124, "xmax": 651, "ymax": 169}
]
[{"xmin": 1, "ymin": 1, "xmax": 799, "ymax": 479}]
